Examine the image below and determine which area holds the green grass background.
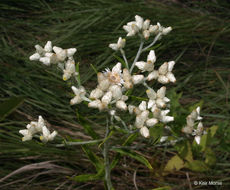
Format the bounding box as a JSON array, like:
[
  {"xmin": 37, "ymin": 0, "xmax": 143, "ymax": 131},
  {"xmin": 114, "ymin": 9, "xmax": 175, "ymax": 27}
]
[{"xmin": 0, "ymin": 0, "xmax": 229, "ymax": 189}]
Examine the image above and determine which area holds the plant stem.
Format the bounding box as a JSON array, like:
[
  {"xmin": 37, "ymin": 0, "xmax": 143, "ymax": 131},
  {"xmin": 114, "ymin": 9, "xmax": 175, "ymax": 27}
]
[
  {"xmin": 103, "ymin": 117, "xmax": 113, "ymax": 190},
  {"xmin": 141, "ymin": 33, "xmax": 161, "ymax": 52},
  {"xmin": 130, "ymin": 40, "xmax": 144, "ymax": 73},
  {"xmin": 120, "ymin": 49, "xmax": 129, "ymax": 70}
]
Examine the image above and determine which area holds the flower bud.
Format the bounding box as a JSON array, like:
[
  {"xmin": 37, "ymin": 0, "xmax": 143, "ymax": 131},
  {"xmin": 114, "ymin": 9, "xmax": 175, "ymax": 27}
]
[
  {"xmin": 140, "ymin": 126, "xmax": 150, "ymax": 138},
  {"xmin": 116, "ymin": 100, "xmax": 127, "ymax": 111},
  {"xmin": 132, "ymin": 75, "xmax": 144, "ymax": 84},
  {"xmin": 146, "ymin": 118, "xmax": 158, "ymax": 127}
]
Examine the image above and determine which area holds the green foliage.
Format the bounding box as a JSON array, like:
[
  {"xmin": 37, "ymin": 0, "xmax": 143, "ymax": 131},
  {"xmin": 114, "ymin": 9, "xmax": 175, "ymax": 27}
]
[
  {"xmin": 0, "ymin": 97, "xmax": 24, "ymax": 121},
  {"xmin": 164, "ymin": 155, "xmax": 184, "ymax": 172},
  {"xmin": 112, "ymin": 147, "xmax": 153, "ymax": 170}
]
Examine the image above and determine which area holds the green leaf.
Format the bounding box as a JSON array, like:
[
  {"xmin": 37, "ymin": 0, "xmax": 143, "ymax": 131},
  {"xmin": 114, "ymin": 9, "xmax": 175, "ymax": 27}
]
[
  {"xmin": 150, "ymin": 124, "xmax": 164, "ymax": 143},
  {"xmin": 112, "ymin": 147, "xmax": 153, "ymax": 170},
  {"xmin": 164, "ymin": 155, "xmax": 184, "ymax": 172},
  {"xmin": 82, "ymin": 145, "xmax": 103, "ymax": 172},
  {"xmin": 72, "ymin": 168, "xmax": 104, "ymax": 182},
  {"xmin": 79, "ymin": 119, "xmax": 100, "ymax": 139},
  {"xmin": 205, "ymin": 148, "xmax": 216, "ymax": 166},
  {"xmin": 111, "ymin": 133, "xmax": 138, "ymax": 169},
  {"xmin": 178, "ymin": 141, "xmax": 193, "ymax": 162},
  {"xmin": 209, "ymin": 125, "xmax": 218, "ymax": 137},
  {"xmin": 0, "ymin": 97, "xmax": 24, "ymax": 121},
  {"xmin": 185, "ymin": 160, "xmax": 209, "ymax": 172}
]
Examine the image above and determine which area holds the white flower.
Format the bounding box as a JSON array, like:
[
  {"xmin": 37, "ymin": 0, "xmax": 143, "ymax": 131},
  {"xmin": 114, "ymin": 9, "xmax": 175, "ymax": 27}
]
[
  {"xmin": 140, "ymin": 126, "xmax": 150, "ymax": 138},
  {"xmin": 53, "ymin": 46, "xmax": 77, "ymax": 62},
  {"xmin": 132, "ymin": 75, "xmax": 144, "ymax": 84},
  {"xmin": 182, "ymin": 106, "xmax": 203, "ymax": 134},
  {"xmin": 109, "ymin": 37, "xmax": 126, "ymax": 51},
  {"xmin": 103, "ymin": 62, "xmax": 123, "ymax": 86},
  {"xmin": 40, "ymin": 126, "xmax": 58, "ymax": 143},
  {"xmin": 135, "ymin": 50, "xmax": 156, "ymax": 72},
  {"xmin": 146, "ymin": 86, "xmax": 169, "ymax": 110},
  {"xmin": 156, "ymin": 22, "xmax": 172, "ymax": 35},
  {"xmin": 70, "ymin": 86, "xmax": 86, "ymax": 105},
  {"xmin": 63, "ymin": 58, "xmax": 76, "ymax": 81},
  {"xmin": 153, "ymin": 108, "xmax": 174, "ymax": 123},
  {"xmin": 29, "ymin": 41, "xmax": 52, "ymax": 61},
  {"xmin": 19, "ymin": 116, "xmax": 57, "ymax": 142},
  {"xmin": 19, "ymin": 129, "xmax": 33, "ymax": 141},
  {"xmin": 157, "ymin": 61, "xmax": 176, "ymax": 84}
]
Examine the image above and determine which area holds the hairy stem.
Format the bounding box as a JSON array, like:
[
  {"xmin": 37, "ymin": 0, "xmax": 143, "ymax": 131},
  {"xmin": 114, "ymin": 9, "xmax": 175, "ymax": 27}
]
[
  {"xmin": 103, "ymin": 117, "xmax": 113, "ymax": 190},
  {"xmin": 120, "ymin": 49, "xmax": 129, "ymax": 70},
  {"xmin": 142, "ymin": 33, "xmax": 161, "ymax": 52},
  {"xmin": 130, "ymin": 40, "xmax": 144, "ymax": 73}
]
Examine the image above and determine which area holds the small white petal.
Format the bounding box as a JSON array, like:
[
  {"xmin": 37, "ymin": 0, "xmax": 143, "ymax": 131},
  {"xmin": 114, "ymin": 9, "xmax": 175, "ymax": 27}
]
[
  {"xmin": 168, "ymin": 61, "xmax": 175, "ymax": 72},
  {"xmin": 132, "ymin": 75, "xmax": 144, "ymax": 84},
  {"xmin": 109, "ymin": 43, "xmax": 118, "ymax": 51},
  {"xmin": 88, "ymin": 99, "xmax": 101, "ymax": 108},
  {"xmin": 147, "ymin": 70, "xmax": 159, "ymax": 81},
  {"xmin": 157, "ymin": 86, "xmax": 166, "ymax": 99},
  {"xmin": 147, "ymin": 50, "xmax": 156, "ymax": 64},
  {"xmin": 39, "ymin": 57, "xmax": 51, "ymax": 66},
  {"xmin": 135, "ymin": 15, "xmax": 143, "ymax": 30},
  {"xmin": 112, "ymin": 62, "xmax": 122, "ymax": 73},
  {"xmin": 158, "ymin": 75, "xmax": 169, "ymax": 84},
  {"xmin": 139, "ymin": 101, "xmax": 147, "ymax": 111},
  {"xmin": 158, "ymin": 62, "xmax": 168, "ymax": 75},
  {"xmin": 44, "ymin": 41, "xmax": 52, "ymax": 52},
  {"xmin": 147, "ymin": 99, "xmax": 155, "ymax": 109},
  {"xmin": 162, "ymin": 27, "xmax": 172, "ymax": 35},
  {"xmin": 143, "ymin": 19, "xmax": 150, "ymax": 30},
  {"xmin": 116, "ymin": 100, "xmax": 127, "ymax": 111},
  {"xmin": 101, "ymin": 91, "xmax": 113, "ymax": 105},
  {"xmin": 146, "ymin": 88, "xmax": 157, "ymax": 100},
  {"xmin": 135, "ymin": 61, "xmax": 146, "ymax": 71},
  {"xmin": 90, "ymin": 88, "xmax": 104, "ymax": 99},
  {"xmin": 109, "ymin": 85, "xmax": 122, "ymax": 100},
  {"xmin": 67, "ymin": 48, "xmax": 77, "ymax": 57},
  {"xmin": 194, "ymin": 135, "xmax": 201, "ymax": 144},
  {"xmin": 140, "ymin": 126, "xmax": 150, "ymax": 138},
  {"xmin": 146, "ymin": 118, "xmax": 158, "ymax": 127},
  {"xmin": 166, "ymin": 72, "xmax": 176, "ymax": 83},
  {"xmin": 42, "ymin": 126, "xmax": 50, "ymax": 137},
  {"xmin": 29, "ymin": 53, "xmax": 40, "ymax": 61}
]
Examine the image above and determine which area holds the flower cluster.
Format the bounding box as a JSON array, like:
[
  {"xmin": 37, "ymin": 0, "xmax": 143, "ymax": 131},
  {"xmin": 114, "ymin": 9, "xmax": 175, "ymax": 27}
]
[
  {"xmin": 29, "ymin": 41, "xmax": 78, "ymax": 81},
  {"xmin": 69, "ymin": 15, "xmax": 175, "ymax": 138},
  {"xmin": 19, "ymin": 116, "xmax": 57, "ymax": 143},
  {"xmin": 123, "ymin": 15, "xmax": 172, "ymax": 39},
  {"xmin": 181, "ymin": 107, "xmax": 206, "ymax": 144}
]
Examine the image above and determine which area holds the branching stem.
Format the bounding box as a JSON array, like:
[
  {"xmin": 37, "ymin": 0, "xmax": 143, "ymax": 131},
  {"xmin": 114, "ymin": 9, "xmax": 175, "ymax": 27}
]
[{"xmin": 130, "ymin": 40, "xmax": 144, "ymax": 73}]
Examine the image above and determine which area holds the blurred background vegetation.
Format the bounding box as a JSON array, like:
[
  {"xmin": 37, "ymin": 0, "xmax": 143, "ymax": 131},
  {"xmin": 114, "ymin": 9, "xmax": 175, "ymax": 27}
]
[{"xmin": 0, "ymin": 0, "xmax": 229, "ymax": 189}]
